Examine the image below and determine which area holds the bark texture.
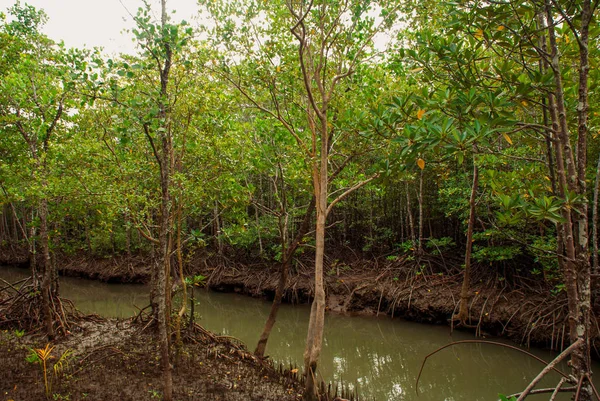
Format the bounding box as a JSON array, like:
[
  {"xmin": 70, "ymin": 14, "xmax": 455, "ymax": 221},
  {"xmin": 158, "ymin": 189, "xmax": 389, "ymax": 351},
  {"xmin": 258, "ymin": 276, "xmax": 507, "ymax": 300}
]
[
  {"xmin": 455, "ymin": 163, "xmax": 478, "ymax": 325},
  {"xmin": 255, "ymin": 197, "xmax": 315, "ymax": 358}
]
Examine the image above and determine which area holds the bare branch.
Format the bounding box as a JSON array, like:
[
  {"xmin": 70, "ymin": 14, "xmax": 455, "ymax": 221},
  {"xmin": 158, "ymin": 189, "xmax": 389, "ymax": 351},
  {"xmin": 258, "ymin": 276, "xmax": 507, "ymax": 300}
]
[
  {"xmin": 143, "ymin": 123, "xmax": 163, "ymax": 171},
  {"xmin": 515, "ymin": 338, "xmax": 582, "ymax": 400},
  {"xmin": 326, "ymin": 173, "xmax": 379, "ymax": 216},
  {"xmin": 415, "ymin": 339, "xmax": 570, "ymax": 395}
]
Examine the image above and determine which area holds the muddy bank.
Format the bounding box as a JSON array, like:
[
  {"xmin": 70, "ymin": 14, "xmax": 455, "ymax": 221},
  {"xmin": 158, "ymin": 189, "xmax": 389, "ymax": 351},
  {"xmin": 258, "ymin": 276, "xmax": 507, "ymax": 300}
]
[
  {"xmin": 0, "ymin": 318, "xmax": 303, "ymax": 401},
  {"xmin": 3, "ymin": 248, "xmax": 599, "ymax": 353},
  {"xmin": 0, "ymin": 247, "xmax": 152, "ymax": 283},
  {"xmin": 202, "ymin": 260, "xmax": 600, "ymax": 352},
  {"xmin": 55, "ymin": 253, "xmax": 151, "ymax": 284}
]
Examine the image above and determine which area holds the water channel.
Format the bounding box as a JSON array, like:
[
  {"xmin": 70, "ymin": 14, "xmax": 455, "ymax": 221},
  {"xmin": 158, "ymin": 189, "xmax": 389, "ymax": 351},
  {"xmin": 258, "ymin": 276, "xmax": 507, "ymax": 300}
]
[{"xmin": 1, "ymin": 265, "xmax": 597, "ymax": 401}]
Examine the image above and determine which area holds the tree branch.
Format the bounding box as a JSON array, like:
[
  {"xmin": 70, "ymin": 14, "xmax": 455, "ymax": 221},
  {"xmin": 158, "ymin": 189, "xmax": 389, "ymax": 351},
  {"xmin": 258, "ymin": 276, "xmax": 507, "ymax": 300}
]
[
  {"xmin": 515, "ymin": 338, "xmax": 582, "ymax": 401},
  {"xmin": 326, "ymin": 173, "xmax": 379, "ymax": 216}
]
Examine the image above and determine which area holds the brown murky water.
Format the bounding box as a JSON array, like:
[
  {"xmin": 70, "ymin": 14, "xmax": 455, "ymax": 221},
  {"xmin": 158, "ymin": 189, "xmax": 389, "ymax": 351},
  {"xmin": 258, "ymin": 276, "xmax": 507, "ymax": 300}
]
[{"xmin": 2, "ymin": 265, "xmax": 597, "ymax": 400}]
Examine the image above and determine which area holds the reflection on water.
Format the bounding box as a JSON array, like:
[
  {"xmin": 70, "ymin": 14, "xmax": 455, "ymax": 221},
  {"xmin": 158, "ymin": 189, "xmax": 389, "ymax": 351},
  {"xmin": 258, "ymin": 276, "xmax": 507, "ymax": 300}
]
[{"xmin": 2, "ymin": 266, "xmax": 597, "ymax": 400}]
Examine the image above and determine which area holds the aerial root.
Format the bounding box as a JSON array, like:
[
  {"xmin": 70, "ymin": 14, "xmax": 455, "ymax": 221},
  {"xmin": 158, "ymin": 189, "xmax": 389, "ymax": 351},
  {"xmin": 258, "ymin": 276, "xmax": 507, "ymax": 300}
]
[{"xmin": 0, "ymin": 277, "xmax": 85, "ymax": 336}]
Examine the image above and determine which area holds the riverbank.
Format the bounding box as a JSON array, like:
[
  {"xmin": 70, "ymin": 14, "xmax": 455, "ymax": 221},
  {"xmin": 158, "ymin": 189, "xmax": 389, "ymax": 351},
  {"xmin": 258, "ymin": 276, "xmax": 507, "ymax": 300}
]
[
  {"xmin": 0, "ymin": 317, "xmax": 303, "ymax": 401},
  {"xmin": 202, "ymin": 258, "xmax": 597, "ymax": 352},
  {"xmin": 3, "ymin": 247, "xmax": 599, "ymax": 354}
]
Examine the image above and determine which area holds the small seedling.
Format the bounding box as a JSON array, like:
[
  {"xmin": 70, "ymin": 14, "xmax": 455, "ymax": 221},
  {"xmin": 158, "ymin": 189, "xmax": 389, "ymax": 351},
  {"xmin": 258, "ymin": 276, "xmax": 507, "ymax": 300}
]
[
  {"xmin": 26, "ymin": 344, "xmax": 73, "ymax": 399},
  {"xmin": 27, "ymin": 344, "xmax": 54, "ymax": 398}
]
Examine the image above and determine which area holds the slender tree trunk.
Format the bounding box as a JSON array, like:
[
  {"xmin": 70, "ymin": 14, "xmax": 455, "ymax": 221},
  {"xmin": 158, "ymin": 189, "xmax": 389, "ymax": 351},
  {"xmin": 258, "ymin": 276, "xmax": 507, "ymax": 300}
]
[
  {"xmin": 11, "ymin": 205, "xmax": 17, "ymax": 244},
  {"xmin": 39, "ymin": 197, "xmax": 54, "ymax": 340},
  {"xmin": 213, "ymin": 200, "xmax": 222, "ymax": 254},
  {"xmin": 546, "ymin": 2, "xmax": 593, "ymax": 398},
  {"xmin": 255, "ymin": 197, "xmax": 315, "ymax": 358},
  {"xmin": 255, "ymin": 258, "xmax": 290, "ymax": 357},
  {"xmin": 255, "ymin": 201, "xmax": 263, "ymax": 256},
  {"xmin": 125, "ymin": 212, "xmax": 131, "ymax": 257},
  {"xmin": 29, "ymin": 208, "xmax": 38, "ymax": 289},
  {"xmin": 174, "ymin": 204, "xmax": 187, "ymax": 359},
  {"xmin": 0, "ymin": 206, "xmax": 6, "ymax": 244},
  {"xmin": 155, "ymin": 1, "xmax": 173, "ymax": 399},
  {"xmin": 573, "ymin": 1, "xmax": 593, "ymax": 396},
  {"xmin": 405, "ymin": 181, "xmax": 416, "ymax": 249},
  {"xmin": 155, "ymin": 209, "xmax": 172, "ymax": 400},
  {"xmin": 188, "ymin": 284, "xmax": 195, "ymax": 329},
  {"xmin": 83, "ymin": 216, "xmax": 92, "ymax": 253},
  {"xmin": 455, "ymin": 163, "xmax": 478, "ymax": 324},
  {"xmin": 593, "ymin": 154, "xmax": 600, "ymax": 272},
  {"xmin": 399, "ymin": 201, "xmax": 405, "ymax": 244},
  {"xmin": 417, "ymin": 168, "xmax": 424, "ymax": 254},
  {"xmin": 303, "ymin": 115, "xmax": 329, "ymax": 401}
]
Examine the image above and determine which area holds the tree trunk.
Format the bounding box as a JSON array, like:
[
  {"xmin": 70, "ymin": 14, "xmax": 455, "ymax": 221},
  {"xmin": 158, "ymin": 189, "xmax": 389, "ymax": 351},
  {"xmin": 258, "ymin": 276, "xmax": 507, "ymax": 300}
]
[
  {"xmin": 213, "ymin": 200, "xmax": 222, "ymax": 254},
  {"xmin": 125, "ymin": 212, "xmax": 131, "ymax": 257},
  {"xmin": 455, "ymin": 163, "xmax": 478, "ymax": 325},
  {"xmin": 546, "ymin": 2, "xmax": 593, "ymax": 398},
  {"xmin": 572, "ymin": 0, "xmax": 593, "ymax": 395},
  {"xmin": 188, "ymin": 285, "xmax": 195, "ymax": 329},
  {"xmin": 405, "ymin": 181, "xmax": 416, "ymax": 249},
  {"xmin": 29, "ymin": 208, "xmax": 38, "ymax": 289},
  {"xmin": 303, "ymin": 112, "xmax": 329, "ymax": 400},
  {"xmin": 39, "ymin": 197, "xmax": 54, "ymax": 340},
  {"xmin": 593, "ymin": 153, "xmax": 600, "ymax": 272},
  {"xmin": 255, "ymin": 197, "xmax": 315, "ymax": 358},
  {"xmin": 11, "ymin": 204, "xmax": 18, "ymax": 244},
  {"xmin": 174, "ymin": 204, "xmax": 187, "ymax": 360},
  {"xmin": 417, "ymin": 168, "xmax": 424, "ymax": 254},
  {"xmin": 303, "ymin": 208, "xmax": 326, "ymax": 401},
  {"xmin": 156, "ymin": 174, "xmax": 173, "ymax": 399},
  {"xmin": 0, "ymin": 206, "xmax": 6, "ymax": 244},
  {"xmin": 155, "ymin": 1, "xmax": 174, "ymax": 399},
  {"xmin": 255, "ymin": 259, "xmax": 290, "ymax": 357}
]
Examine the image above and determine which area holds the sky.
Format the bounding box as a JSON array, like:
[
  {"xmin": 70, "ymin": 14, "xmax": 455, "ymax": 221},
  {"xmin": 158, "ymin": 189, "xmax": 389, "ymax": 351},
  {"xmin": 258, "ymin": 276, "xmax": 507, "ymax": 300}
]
[{"xmin": 0, "ymin": 0, "xmax": 203, "ymax": 55}]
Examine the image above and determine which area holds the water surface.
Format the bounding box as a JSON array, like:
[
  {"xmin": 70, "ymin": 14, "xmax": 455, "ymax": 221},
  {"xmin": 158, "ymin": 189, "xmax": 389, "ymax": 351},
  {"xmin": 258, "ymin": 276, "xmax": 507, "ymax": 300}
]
[{"xmin": 1, "ymin": 266, "xmax": 595, "ymax": 400}]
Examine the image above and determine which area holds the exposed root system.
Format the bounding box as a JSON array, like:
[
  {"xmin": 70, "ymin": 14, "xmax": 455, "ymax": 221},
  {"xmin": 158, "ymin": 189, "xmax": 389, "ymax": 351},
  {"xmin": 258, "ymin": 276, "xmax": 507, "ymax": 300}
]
[{"xmin": 0, "ymin": 276, "xmax": 97, "ymax": 337}]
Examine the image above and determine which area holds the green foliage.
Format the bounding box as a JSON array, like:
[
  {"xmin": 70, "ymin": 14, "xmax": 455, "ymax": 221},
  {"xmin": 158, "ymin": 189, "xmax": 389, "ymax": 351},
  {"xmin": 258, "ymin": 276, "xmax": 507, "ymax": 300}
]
[
  {"xmin": 472, "ymin": 243, "xmax": 521, "ymax": 264},
  {"xmin": 530, "ymin": 235, "xmax": 560, "ymax": 282},
  {"xmin": 0, "ymin": 0, "xmax": 595, "ymax": 297},
  {"xmin": 184, "ymin": 275, "xmax": 207, "ymax": 287},
  {"xmin": 426, "ymin": 237, "xmax": 455, "ymax": 255},
  {"xmin": 26, "ymin": 347, "xmax": 42, "ymax": 364},
  {"xmin": 551, "ymin": 283, "xmax": 566, "ymax": 296},
  {"xmin": 397, "ymin": 241, "xmax": 415, "ymax": 254},
  {"xmin": 4, "ymin": 2, "xmax": 48, "ymax": 37},
  {"xmin": 53, "ymin": 349, "xmax": 73, "ymax": 378},
  {"xmin": 362, "ymin": 227, "xmax": 395, "ymax": 253}
]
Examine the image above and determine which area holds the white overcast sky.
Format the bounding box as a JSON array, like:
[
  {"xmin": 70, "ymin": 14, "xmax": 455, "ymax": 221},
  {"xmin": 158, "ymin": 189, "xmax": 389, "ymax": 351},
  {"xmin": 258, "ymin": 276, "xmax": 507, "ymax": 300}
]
[{"xmin": 0, "ymin": 0, "xmax": 203, "ymax": 55}]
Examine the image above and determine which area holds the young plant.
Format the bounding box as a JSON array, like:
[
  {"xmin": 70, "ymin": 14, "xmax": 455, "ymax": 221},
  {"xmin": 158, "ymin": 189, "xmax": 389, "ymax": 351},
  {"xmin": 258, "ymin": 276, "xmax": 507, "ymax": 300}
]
[
  {"xmin": 27, "ymin": 344, "xmax": 54, "ymax": 398},
  {"xmin": 26, "ymin": 344, "xmax": 73, "ymax": 399}
]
